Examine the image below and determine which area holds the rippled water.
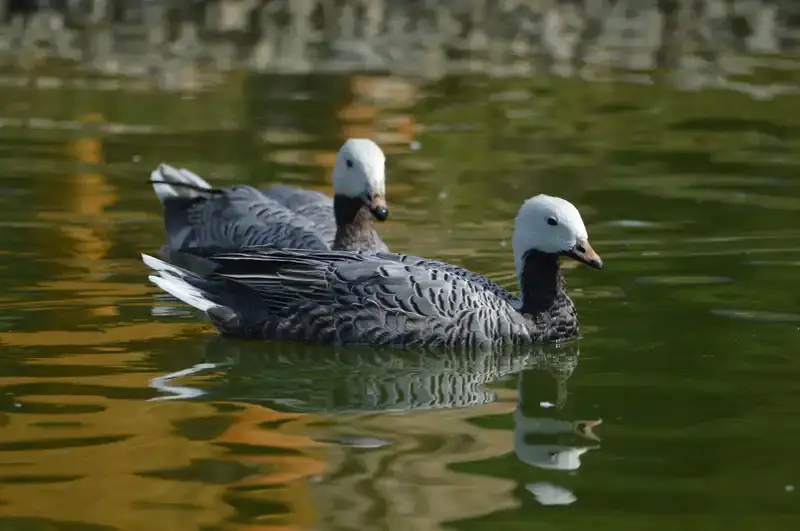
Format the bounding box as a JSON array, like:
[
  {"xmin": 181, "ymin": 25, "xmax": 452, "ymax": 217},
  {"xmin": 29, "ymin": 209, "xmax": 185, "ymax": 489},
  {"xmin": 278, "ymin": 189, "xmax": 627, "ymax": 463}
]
[{"xmin": 1, "ymin": 60, "xmax": 800, "ymax": 529}]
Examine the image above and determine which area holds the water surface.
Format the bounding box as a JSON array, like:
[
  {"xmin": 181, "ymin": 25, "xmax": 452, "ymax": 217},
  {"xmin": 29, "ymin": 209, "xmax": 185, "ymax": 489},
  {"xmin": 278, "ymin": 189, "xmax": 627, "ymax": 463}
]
[{"xmin": 2, "ymin": 24, "xmax": 800, "ymax": 531}]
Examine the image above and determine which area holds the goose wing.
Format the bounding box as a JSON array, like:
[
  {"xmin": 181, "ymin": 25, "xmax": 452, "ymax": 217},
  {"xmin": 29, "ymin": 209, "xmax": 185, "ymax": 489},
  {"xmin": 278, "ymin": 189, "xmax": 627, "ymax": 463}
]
[
  {"xmin": 185, "ymin": 247, "xmax": 525, "ymax": 348},
  {"xmin": 262, "ymin": 185, "xmax": 332, "ymax": 211},
  {"xmin": 151, "ymin": 164, "xmax": 332, "ymax": 251},
  {"xmin": 290, "ymin": 202, "xmax": 336, "ymax": 245},
  {"xmin": 262, "ymin": 185, "xmax": 336, "ymax": 246},
  {"xmin": 373, "ymin": 252, "xmax": 517, "ymax": 304},
  {"xmin": 178, "ymin": 185, "xmax": 330, "ymax": 251}
]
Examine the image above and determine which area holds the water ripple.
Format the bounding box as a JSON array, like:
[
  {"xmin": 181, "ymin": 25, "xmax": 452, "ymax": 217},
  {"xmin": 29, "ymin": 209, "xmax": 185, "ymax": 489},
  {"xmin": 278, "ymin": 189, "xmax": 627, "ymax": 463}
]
[
  {"xmin": 711, "ymin": 309, "xmax": 800, "ymax": 323},
  {"xmin": 636, "ymin": 275, "xmax": 733, "ymax": 286}
]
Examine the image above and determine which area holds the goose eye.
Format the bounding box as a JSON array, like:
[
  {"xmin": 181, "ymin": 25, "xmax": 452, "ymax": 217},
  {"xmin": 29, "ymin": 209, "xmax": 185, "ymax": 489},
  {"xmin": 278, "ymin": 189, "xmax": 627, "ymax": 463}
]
[
  {"xmin": 546, "ymin": 217, "xmax": 558, "ymax": 226},
  {"xmin": 346, "ymin": 159, "xmax": 354, "ymax": 169}
]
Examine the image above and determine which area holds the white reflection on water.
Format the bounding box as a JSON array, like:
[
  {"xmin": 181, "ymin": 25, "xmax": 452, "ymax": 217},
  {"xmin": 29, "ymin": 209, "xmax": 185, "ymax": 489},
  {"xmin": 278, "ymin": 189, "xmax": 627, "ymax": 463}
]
[
  {"xmin": 526, "ymin": 482, "xmax": 577, "ymax": 506},
  {"xmin": 148, "ymin": 362, "xmax": 227, "ymax": 401}
]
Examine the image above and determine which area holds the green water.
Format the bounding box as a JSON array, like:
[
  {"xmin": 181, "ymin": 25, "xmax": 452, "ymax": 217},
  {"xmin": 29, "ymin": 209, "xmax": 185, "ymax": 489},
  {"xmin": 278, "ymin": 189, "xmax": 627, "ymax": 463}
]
[{"xmin": 1, "ymin": 65, "xmax": 800, "ymax": 531}]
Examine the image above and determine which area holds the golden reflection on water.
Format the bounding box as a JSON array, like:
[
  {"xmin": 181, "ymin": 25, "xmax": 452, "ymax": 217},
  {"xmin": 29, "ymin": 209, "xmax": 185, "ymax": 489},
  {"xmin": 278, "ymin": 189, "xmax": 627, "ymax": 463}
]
[
  {"xmin": 2, "ymin": 19, "xmax": 800, "ymax": 525},
  {"xmin": 0, "ymin": 323, "xmax": 205, "ymax": 347},
  {"xmin": 0, "ymin": 54, "xmax": 636, "ymax": 529},
  {"xmin": 0, "ymin": 292, "xmax": 581, "ymax": 530},
  {"xmin": 0, "ymin": 73, "xmax": 595, "ymax": 529},
  {"xmin": 0, "ymin": 342, "xmax": 230, "ymax": 529},
  {"xmin": 310, "ymin": 392, "xmax": 520, "ymax": 531},
  {"xmin": 32, "ymin": 112, "xmax": 120, "ymax": 316},
  {"xmin": 0, "ymin": 332, "xmax": 568, "ymax": 530},
  {"xmin": 0, "ymin": 330, "xmax": 330, "ymax": 529},
  {"xmin": 340, "ymin": 75, "xmax": 418, "ymax": 148},
  {"xmin": 211, "ymin": 404, "xmax": 328, "ymax": 529},
  {"xmin": 262, "ymin": 74, "xmax": 419, "ymax": 210}
]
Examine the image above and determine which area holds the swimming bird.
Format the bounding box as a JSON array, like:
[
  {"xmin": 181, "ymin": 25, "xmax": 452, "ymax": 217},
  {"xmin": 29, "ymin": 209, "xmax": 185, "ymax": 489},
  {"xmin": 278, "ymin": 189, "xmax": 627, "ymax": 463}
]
[
  {"xmin": 142, "ymin": 194, "xmax": 603, "ymax": 350},
  {"xmin": 149, "ymin": 138, "xmax": 390, "ymax": 252}
]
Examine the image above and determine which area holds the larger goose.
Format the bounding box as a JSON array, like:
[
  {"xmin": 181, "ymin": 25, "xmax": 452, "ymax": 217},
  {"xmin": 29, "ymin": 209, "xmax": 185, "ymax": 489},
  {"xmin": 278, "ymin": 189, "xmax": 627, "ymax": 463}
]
[
  {"xmin": 149, "ymin": 138, "xmax": 389, "ymax": 252},
  {"xmin": 142, "ymin": 194, "xmax": 603, "ymax": 350}
]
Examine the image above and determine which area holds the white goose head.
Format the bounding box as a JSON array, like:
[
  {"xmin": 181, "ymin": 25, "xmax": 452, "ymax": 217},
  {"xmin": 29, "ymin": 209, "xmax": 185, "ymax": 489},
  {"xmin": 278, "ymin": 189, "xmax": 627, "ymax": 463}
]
[
  {"xmin": 332, "ymin": 138, "xmax": 388, "ymax": 221},
  {"xmin": 512, "ymin": 194, "xmax": 603, "ymax": 283}
]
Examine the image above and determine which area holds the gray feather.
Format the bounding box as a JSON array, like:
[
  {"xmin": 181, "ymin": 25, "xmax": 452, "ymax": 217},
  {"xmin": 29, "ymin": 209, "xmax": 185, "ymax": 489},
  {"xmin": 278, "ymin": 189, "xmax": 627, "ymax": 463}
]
[
  {"xmin": 152, "ymin": 164, "xmax": 329, "ymax": 251},
  {"xmin": 262, "ymin": 184, "xmax": 390, "ymax": 252},
  {"xmin": 144, "ymin": 247, "xmax": 578, "ymax": 350},
  {"xmin": 262, "ymin": 185, "xmax": 338, "ymax": 248},
  {"xmin": 151, "ymin": 166, "xmax": 386, "ymax": 252},
  {"xmin": 263, "ymin": 185, "xmax": 332, "ymax": 211}
]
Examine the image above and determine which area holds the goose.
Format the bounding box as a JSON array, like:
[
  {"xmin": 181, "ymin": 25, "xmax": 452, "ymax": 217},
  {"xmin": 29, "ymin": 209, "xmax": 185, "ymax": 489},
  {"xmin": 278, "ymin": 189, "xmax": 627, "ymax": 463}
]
[
  {"xmin": 142, "ymin": 194, "xmax": 603, "ymax": 350},
  {"xmin": 149, "ymin": 138, "xmax": 390, "ymax": 252}
]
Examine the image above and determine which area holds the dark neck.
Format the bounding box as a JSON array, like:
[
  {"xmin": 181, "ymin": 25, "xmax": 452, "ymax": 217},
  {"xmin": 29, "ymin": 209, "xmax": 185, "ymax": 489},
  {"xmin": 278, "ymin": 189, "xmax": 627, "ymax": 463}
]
[
  {"xmin": 519, "ymin": 250, "xmax": 568, "ymax": 315},
  {"xmin": 333, "ymin": 194, "xmax": 378, "ymax": 250}
]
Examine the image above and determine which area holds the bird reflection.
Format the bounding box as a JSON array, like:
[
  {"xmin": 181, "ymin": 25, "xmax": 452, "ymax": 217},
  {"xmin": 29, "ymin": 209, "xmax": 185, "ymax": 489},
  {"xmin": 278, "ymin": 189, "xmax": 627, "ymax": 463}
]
[
  {"xmin": 514, "ymin": 345, "xmax": 600, "ymax": 470},
  {"xmin": 513, "ymin": 343, "xmax": 601, "ymax": 506},
  {"xmin": 149, "ymin": 336, "xmax": 580, "ymax": 414},
  {"xmin": 145, "ymin": 337, "xmax": 591, "ymax": 518}
]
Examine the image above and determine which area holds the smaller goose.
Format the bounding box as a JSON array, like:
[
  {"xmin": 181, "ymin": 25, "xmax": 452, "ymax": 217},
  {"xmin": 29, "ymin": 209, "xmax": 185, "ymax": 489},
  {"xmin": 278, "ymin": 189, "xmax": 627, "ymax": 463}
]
[
  {"xmin": 262, "ymin": 138, "xmax": 389, "ymax": 251},
  {"xmin": 142, "ymin": 194, "xmax": 603, "ymax": 350},
  {"xmin": 149, "ymin": 138, "xmax": 390, "ymax": 252}
]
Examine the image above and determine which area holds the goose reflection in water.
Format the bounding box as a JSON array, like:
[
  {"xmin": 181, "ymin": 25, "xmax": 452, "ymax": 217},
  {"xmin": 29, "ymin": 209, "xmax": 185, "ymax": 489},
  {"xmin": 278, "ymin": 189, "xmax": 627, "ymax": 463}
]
[
  {"xmin": 149, "ymin": 337, "xmax": 580, "ymax": 414},
  {"xmin": 146, "ymin": 338, "xmax": 589, "ymax": 521},
  {"xmin": 514, "ymin": 347, "xmax": 602, "ymax": 506}
]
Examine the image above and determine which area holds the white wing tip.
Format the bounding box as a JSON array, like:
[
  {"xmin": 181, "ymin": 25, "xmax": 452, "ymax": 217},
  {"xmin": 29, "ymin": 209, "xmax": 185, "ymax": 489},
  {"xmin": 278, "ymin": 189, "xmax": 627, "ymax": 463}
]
[
  {"xmin": 149, "ymin": 163, "xmax": 172, "ymax": 181},
  {"xmin": 149, "ymin": 163, "xmax": 212, "ymax": 201},
  {"xmin": 142, "ymin": 253, "xmax": 163, "ymax": 270},
  {"xmin": 142, "ymin": 252, "xmax": 193, "ymax": 280},
  {"xmin": 148, "ymin": 273, "xmax": 219, "ymax": 313},
  {"xmin": 150, "ymin": 164, "xmax": 178, "ymax": 200}
]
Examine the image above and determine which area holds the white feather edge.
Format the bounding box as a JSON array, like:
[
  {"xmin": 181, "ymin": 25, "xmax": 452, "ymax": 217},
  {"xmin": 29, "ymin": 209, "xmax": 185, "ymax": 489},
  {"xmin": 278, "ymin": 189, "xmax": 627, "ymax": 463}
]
[
  {"xmin": 142, "ymin": 253, "xmax": 184, "ymax": 276},
  {"xmin": 149, "ymin": 163, "xmax": 212, "ymax": 201},
  {"xmin": 142, "ymin": 253, "xmax": 219, "ymax": 312}
]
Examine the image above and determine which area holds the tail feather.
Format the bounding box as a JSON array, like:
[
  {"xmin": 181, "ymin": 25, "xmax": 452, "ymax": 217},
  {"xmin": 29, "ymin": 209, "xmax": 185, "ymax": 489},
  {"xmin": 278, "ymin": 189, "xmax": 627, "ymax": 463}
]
[
  {"xmin": 150, "ymin": 163, "xmax": 214, "ymax": 202},
  {"xmin": 148, "ymin": 164, "xmax": 221, "ymax": 247},
  {"xmin": 142, "ymin": 252, "xmax": 189, "ymax": 277},
  {"xmin": 143, "ymin": 253, "xmax": 219, "ymax": 312}
]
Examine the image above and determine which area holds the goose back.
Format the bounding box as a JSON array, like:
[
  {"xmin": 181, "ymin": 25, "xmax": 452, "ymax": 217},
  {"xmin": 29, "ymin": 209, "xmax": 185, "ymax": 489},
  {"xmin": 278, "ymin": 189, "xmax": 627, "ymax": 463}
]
[
  {"xmin": 263, "ymin": 185, "xmax": 332, "ymax": 212},
  {"xmin": 160, "ymin": 183, "xmax": 329, "ymax": 251},
  {"xmin": 152, "ymin": 164, "xmax": 388, "ymax": 252},
  {"xmin": 262, "ymin": 185, "xmax": 337, "ymax": 246},
  {"xmin": 144, "ymin": 247, "xmax": 580, "ymax": 350}
]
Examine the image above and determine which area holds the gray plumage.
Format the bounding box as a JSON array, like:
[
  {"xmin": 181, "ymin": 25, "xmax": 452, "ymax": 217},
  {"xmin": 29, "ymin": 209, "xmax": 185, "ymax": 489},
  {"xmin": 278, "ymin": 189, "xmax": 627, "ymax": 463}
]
[
  {"xmin": 143, "ymin": 247, "xmax": 579, "ymax": 351},
  {"xmin": 149, "ymin": 138, "xmax": 390, "ymax": 253},
  {"xmin": 150, "ymin": 164, "xmax": 330, "ymax": 251},
  {"xmin": 143, "ymin": 194, "xmax": 604, "ymax": 351},
  {"xmin": 262, "ymin": 184, "xmax": 390, "ymax": 252},
  {"xmin": 262, "ymin": 185, "xmax": 336, "ymax": 238},
  {"xmin": 262, "ymin": 185, "xmax": 332, "ymax": 213},
  {"xmin": 262, "ymin": 138, "xmax": 390, "ymax": 251}
]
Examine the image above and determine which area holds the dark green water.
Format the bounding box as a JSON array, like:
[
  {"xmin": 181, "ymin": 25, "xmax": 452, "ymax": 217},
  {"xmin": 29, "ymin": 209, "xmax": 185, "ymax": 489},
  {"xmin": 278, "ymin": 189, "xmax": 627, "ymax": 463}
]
[{"xmin": 1, "ymin": 65, "xmax": 800, "ymax": 531}]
